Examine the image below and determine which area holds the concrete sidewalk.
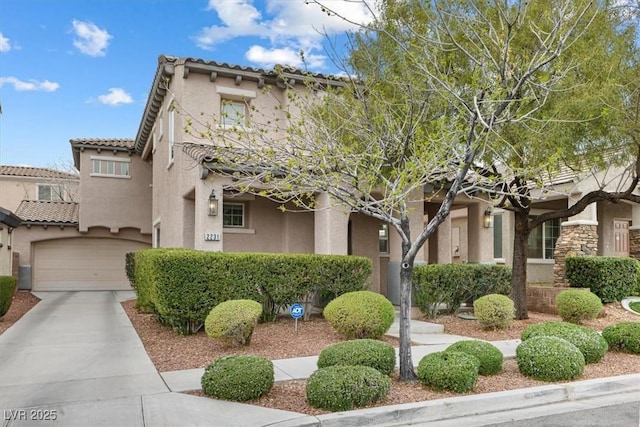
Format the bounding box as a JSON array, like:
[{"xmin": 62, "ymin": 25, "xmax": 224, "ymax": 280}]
[{"xmin": 1, "ymin": 291, "xmax": 638, "ymax": 427}]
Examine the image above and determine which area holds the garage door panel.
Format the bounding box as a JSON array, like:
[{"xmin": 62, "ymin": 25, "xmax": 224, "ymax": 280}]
[{"xmin": 33, "ymin": 238, "xmax": 149, "ymax": 291}]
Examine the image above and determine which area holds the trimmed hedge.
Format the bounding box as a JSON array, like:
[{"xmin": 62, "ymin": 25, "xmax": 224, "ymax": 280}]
[
  {"xmin": 417, "ymin": 351, "xmax": 480, "ymax": 393},
  {"xmin": 201, "ymin": 355, "xmax": 274, "ymax": 401},
  {"xmin": 414, "ymin": 264, "xmax": 511, "ymax": 318},
  {"xmin": 565, "ymin": 256, "xmax": 637, "ymax": 302},
  {"xmin": 204, "ymin": 300, "xmax": 262, "ymax": 346},
  {"xmin": 602, "ymin": 322, "xmax": 640, "ymax": 354},
  {"xmin": 0, "ymin": 276, "xmax": 17, "ymax": 317},
  {"xmin": 521, "ymin": 321, "xmax": 608, "ymax": 364},
  {"xmin": 125, "ymin": 252, "xmax": 136, "ymax": 288},
  {"xmin": 132, "ymin": 249, "xmax": 371, "ymax": 333},
  {"xmin": 473, "ymin": 294, "xmax": 515, "ymax": 330},
  {"xmin": 306, "ymin": 365, "xmax": 391, "ymax": 412},
  {"xmin": 317, "ymin": 339, "xmax": 396, "ymax": 375},
  {"xmin": 323, "ymin": 291, "xmax": 395, "ymax": 339},
  {"xmin": 516, "ymin": 336, "xmax": 584, "ymax": 381},
  {"xmin": 555, "ymin": 289, "xmax": 602, "ymax": 324},
  {"xmin": 445, "ymin": 340, "xmax": 503, "ymax": 376}
]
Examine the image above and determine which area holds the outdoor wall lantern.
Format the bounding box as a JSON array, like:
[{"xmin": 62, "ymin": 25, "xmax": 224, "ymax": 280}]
[
  {"xmin": 208, "ymin": 190, "xmax": 219, "ymax": 216},
  {"xmin": 483, "ymin": 208, "xmax": 494, "ymax": 228}
]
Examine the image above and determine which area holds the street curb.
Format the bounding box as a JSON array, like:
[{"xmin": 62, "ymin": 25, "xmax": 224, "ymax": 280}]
[{"xmin": 267, "ymin": 374, "xmax": 640, "ymax": 427}]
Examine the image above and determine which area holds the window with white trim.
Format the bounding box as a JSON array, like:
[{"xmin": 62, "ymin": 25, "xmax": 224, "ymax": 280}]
[
  {"xmin": 528, "ymin": 217, "xmax": 562, "ymax": 259},
  {"xmin": 379, "ymin": 223, "xmax": 389, "ymax": 253},
  {"xmin": 223, "ymin": 203, "xmax": 244, "ymax": 227},
  {"xmin": 153, "ymin": 223, "xmax": 161, "ymax": 248},
  {"xmin": 91, "ymin": 157, "xmax": 131, "ymax": 178},
  {"xmin": 37, "ymin": 184, "xmax": 65, "ymax": 201},
  {"xmin": 221, "ymin": 100, "xmax": 247, "ymax": 128},
  {"xmin": 168, "ymin": 99, "xmax": 175, "ymax": 162}
]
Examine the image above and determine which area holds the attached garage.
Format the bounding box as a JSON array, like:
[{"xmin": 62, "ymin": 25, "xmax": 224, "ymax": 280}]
[{"xmin": 32, "ymin": 238, "xmax": 149, "ymax": 291}]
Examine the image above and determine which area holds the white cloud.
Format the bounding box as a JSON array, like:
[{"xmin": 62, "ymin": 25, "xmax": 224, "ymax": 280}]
[
  {"xmin": 0, "ymin": 33, "xmax": 11, "ymax": 52},
  {"xmin": 246, "ymin": 45, "xmax": 325, "ymax": 69},
  {"xmin": 194, "ymin": 0, "xmax": 375, "ymax": 69},
  {"xmin": 96, "ymin": 88, "xmax": 133, "ymax": 106},
  {"xmin": 71, "ymin": 20, "xmax": 112, "ymax": 57},
  {"xmin": 0, "ymin": 76, "xmax": 60, "ymax": 92}
]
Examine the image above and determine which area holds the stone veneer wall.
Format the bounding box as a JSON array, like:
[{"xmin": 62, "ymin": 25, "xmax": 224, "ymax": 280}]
[
  {"xmin": 630, "ymin": 228, "xmax": 640, "ymax": 260},
  {"xmin": 527, "ymin": 285, "xmax": 591, "ymax": 315},
  {"xmin": 553, "ymin": 224, "xmax": 598, "ymax": 286}
]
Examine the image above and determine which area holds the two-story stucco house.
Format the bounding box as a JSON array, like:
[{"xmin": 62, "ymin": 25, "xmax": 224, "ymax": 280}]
[{"xmin": 6, "ymin": 55, "xmax": 638, "ymax": 297}]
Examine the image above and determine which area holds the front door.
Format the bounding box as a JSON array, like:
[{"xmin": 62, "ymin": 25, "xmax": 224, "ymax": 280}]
[{"xmin": 614, "ymin": 219, "xmax": 630, "ymax": 257}]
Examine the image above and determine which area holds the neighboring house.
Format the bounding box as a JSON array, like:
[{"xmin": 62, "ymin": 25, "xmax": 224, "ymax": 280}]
[
  {"xmin": 0, "ymin": 207, "xmax": 21, "ymax": 277},
  {"xmin": 0, "ymin": 165, "xmax": 79, "ymax": 212},
  {"xmin": 6, "ymin": 143, "xmax": 152, "ymax": 291},
  {"xmin": 4, "ymin": 54, "xmax": 637, "ymax": 296}
]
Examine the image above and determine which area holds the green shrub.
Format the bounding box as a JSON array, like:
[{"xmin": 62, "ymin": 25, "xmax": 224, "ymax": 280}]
[
  {"xmin": 516, "ymin": 336, "xmax": 585, "ymax": 381},
  {"xmin": 132, "ymin": 249, "xmax": 372, "ymax": 330},
  {"xmin": 205, "ymin": 300, "xmax": 262, "ymax": 346},
  {"xmin": 305, "ymin": 365, "xmax": 391, "ymax": 412},
  {"xmin": 566, "ymin": 256, "xmax": 637, "ymax": 302},
  {"xmin": 317, "ymin": 339, "xmax": 396, "ymax": 375},
  {"xmin": 0, "ymin": 276, "xmax": 17, "ymax": 317},
  {"xmin": 555, "ymin": 290, "xmax": 602, "ymax": 324},
  {"xmin": 521, "ymin": 321, "xmax": 608, "ymax": 364},
  {"xmin": 417, "ymin": 351, "xmax": 480, "ymax": 393},
  {"xmin": 445, "ymin": 340, "xmax": 503, "ymax": 376},
  {"xmin": 473, "ymin": 294, "xmax": 515, "ymax": 330},
  {"xmin": 125, "ymin": 251, "xmax": 136, "ymax": 288},
  {"xmin": 323, "ymin": 291, "xmax": 395, "ymax": 339},
  {"xmin": 201, "ymin": 355, "xmax": 274, "ymax": 401},
  {"xmin": 602, "ymin": 322, "xmax": 640, "ymax": 354},
  {"xmin": 413, "ymin": 264, "xmax": 511, "ymax": 318}
]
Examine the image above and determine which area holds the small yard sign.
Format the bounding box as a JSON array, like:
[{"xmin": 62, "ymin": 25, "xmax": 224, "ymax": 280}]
[{"xmin": 290, "ymin": 303, "xmax": 304, "ymax": 331}]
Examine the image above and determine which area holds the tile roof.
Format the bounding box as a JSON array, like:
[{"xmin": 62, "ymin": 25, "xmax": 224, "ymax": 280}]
[
  {"xmin": 69, "ymin": 138, "xmax": 135, "ymax": 149},
  {"xmin": 0, "ymin": 165, "xmax": 78, "ymax": 180},
  {"xmin": 15, "ymin": 200, "xmax": 79, "ymax": 225}
]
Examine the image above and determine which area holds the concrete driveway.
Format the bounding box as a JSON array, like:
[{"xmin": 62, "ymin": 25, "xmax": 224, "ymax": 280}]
[{"xmin": 0, "ymin": 291, "xmax": 306, "ymax": 427}]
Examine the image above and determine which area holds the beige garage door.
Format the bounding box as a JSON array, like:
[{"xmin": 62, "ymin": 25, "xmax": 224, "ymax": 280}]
[{"xmin": 33, "ymin": 238, "xmax": 150, "ymax": 291}]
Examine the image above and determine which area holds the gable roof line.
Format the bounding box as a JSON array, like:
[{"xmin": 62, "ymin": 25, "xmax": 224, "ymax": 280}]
[{"xmin": 0, "ymin": 165, "xmax": 78, "ymax": 180}]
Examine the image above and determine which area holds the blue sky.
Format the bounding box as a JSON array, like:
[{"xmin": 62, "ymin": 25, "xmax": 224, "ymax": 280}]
[{"xmin": 0, "ymin": 0, "xmax": 372, "ymax": 168}]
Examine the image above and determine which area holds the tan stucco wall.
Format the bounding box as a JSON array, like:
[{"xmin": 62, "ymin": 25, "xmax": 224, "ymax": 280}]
[
  {"xmin": 0, "ymin": 227, "xmax": 12, "ymax": 276},
  {"xmin": 77, "ymin": 150, "xmax": 152, "ymax": 234},
  {"xmin": 349, "ymin": 213, "xmax": 380, "ymax": 293}
]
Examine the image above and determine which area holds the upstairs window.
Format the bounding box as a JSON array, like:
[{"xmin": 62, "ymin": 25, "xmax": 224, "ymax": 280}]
[
  {"xmin": 221, "ymin": 100, "xmax": 247, "ymax": 128},
  {"xmin": 37, "ymin": 184, "xmax": 65, "ymax": 201},
  {"xmin": 379, "ymin": 223, "xmax": 389, "ymax": 253},
  {"xmin": 91, "ymin": 157, "xmax": 131, "ymax": 178}
]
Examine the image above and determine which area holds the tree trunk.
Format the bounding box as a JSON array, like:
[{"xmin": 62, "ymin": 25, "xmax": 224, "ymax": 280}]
[
  {"xmin": 511, "ymin": 210, "xmax": 530, "ymax": 320},
  {"xmin": 398, "ymin": 220, "xmax": 417, "ymax": 381}
]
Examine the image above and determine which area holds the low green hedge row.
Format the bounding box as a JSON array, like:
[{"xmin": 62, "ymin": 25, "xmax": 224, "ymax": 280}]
[
  {"xmin": 602, "ymin": 322, "xmax": 640, "ymax": 354},
  {"xmin": 0, "ymin": 276, "xmax": 17, "ymax": 317},
  {"xmin": 566, "ymin": 256, "xmax": 637, "ymax": 302},
  {"xmin": 521, "ymin": 321, "xmax": 608, "ymax": 364},
  {"xmin": 317, "ymin": 339, "xmax": 396, "ymax": 375},
  {"xmin": 413, "ymin": 264, "xmax": 511, "ymax": 318},
  {"xmin": 132, "ymin": 249, "xmax": 371, "ymax": 333}
]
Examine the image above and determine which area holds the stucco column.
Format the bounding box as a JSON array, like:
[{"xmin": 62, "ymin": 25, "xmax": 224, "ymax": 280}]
[
  {"xmin": 194, "ymin": 180, "xmax": 223, "ymax": 251},
  {"xmin": 629, "ymin": 204, "xmax": 640, "ymax": 259},
  {"xmin": 467, "ymin": 203, "xmax": 494, "ymax": 263},
  {"xmin": 437, "ymin": 214, "xmax": 452, "ymax": 264},
  {"xmin": 553, "ymin": 199, "xmax": 598, "ymax": 286},
  {"xmin": 314, "ymin": 192, "xmax": 349, "ymax": 255}
]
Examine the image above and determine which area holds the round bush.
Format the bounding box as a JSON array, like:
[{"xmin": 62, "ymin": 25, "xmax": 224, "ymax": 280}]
[
  {"xmin": 0, "ymin": 276, "xmax": 17, "ymax": 317},
  {"xmin": 323, "ymin": 291, "xmax": 395, "ymax": 339},
  {"xmin": 521, "ymin": 321, "xmax": 608, "ymax": 364},
  {"xmin": 445, "ymin": 340, "xmax": 503, "ymax": 376},
  {"xmin": 555, "ymin": 290, "xmax": 602, "ymax": 324},
  {"xmin": 317, "ymin": 339, "xmax": 396, "ymax": 375},
  {"xmin": 201, "ymin": 355, "xmax": 274, "ymax": 401},
  {"xmin": 602, "ymin": 322, "xmax": 640, "ymax": 354},
  {"xmin": 204, "ymin": 299, "xmax": 262, "ymax": 346},
  {"xmin": 305, "ymin": 365, "xmax": 391, "ymax": 412},
  {"xmin": 516, "ymin": 336, "xmax": 585, "ymax": 381},
  {"xmin": 417, "ymin": 351, "xmax": 480, "ymax": 393},
  {"xmin": 473, "ymin": 294, "xmax": 515, "ymax": 330}
]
